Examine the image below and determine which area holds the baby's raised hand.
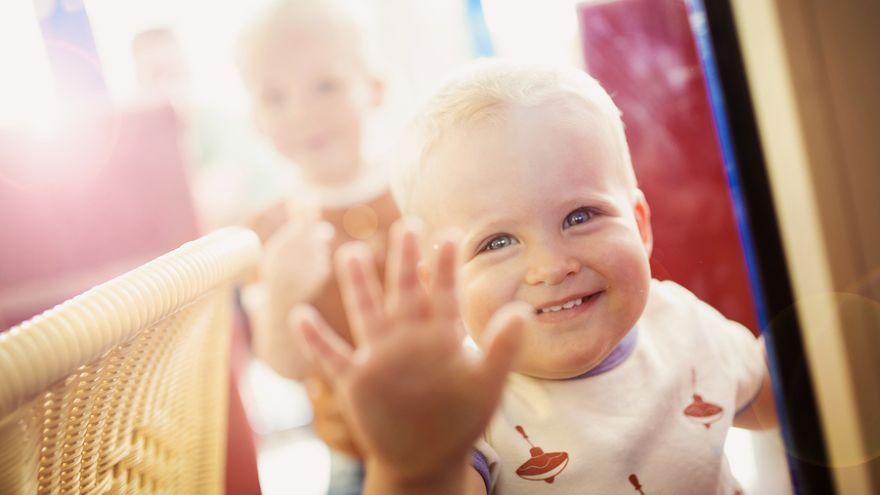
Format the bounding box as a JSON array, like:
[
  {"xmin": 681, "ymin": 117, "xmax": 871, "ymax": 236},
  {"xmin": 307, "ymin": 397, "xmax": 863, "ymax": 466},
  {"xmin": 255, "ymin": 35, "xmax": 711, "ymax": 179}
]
[
  {"xmin": 245, "ymin": 206, "xmax": 334, "ymax": 380},
  {"xmin": 260, "ymin": 211, "xmax": 334, "ymax": 305},
  {"xmin": 294, "ymin": 221, "xmax": 530, "ymax": 490}
]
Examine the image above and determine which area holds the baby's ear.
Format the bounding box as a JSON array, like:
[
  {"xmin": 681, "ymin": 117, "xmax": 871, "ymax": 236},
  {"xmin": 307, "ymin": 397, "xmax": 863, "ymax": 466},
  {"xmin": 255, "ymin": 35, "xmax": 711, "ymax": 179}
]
[{"xmin": 632, "ymin": 189, "xmax": 653, "ymax": 257}]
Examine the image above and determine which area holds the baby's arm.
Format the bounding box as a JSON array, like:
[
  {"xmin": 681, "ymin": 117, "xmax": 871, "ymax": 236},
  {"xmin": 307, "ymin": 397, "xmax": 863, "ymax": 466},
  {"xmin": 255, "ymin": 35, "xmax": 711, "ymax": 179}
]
[
  {"xmin": 245, "ymin": 212, "xmax": 332, "ymax": 379},
  {"xmin": 295, "ymin": 221, "xmax": 530, "ymax": 495},
  {"xmin": 733, "ymin": 335, "xmax": 779, "ymax": 429},
  {"xmin": 364, "ymin": 460, "xmax": 488, "ymax": 495},
  {"xmin": 668, "ymin": 279, "xmax": 781, "ymax": 430}
]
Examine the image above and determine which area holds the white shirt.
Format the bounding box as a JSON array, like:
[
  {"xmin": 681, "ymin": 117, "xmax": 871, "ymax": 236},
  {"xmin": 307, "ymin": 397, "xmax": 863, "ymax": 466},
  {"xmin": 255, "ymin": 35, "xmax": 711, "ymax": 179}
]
[{"xmin": 475, "ymin": 279, "xmax": 764, "ymax": 495}]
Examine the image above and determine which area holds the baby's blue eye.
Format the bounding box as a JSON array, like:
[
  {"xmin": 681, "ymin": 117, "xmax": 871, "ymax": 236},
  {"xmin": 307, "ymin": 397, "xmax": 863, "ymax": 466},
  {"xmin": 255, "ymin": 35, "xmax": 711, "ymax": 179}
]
[
  {"xmin": 480, "ymin": 234, "xmax": 517, "ymax": 253},
  {"xmin": 563, "ymin": 208, "xmax": 595, "ymax": 229}
]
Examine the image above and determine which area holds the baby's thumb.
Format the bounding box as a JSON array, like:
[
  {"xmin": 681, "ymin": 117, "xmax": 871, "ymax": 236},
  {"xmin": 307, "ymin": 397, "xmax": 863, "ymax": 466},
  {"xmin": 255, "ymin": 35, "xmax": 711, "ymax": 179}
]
[{"xmin": 479, "ymin": 302, "xmax": 531, "ymax": 392}]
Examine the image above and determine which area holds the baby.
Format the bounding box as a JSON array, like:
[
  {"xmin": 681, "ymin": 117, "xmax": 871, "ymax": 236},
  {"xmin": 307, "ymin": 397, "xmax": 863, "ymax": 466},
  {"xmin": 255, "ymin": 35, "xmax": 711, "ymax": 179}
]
[{"xmin": 295, "ymin": 59, "xmax": 776, "ymax": 494}]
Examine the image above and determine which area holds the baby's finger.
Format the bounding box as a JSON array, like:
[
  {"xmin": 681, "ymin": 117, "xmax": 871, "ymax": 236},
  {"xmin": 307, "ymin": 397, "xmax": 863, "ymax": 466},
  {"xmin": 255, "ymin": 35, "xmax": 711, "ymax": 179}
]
[
  {"xmin": 430, "ymin": 236, "xmax": 459, "ymax": 321},
  {"xmin": 385, "ymin": 220, "xmax": 430, "ymax": 321},
  {"xmin": 293, "ymin": 306, "xmax": 354, "ymax": 382},
  {"xmin": 335, "ymin": 242, "xmax": 387, "ymax": 345},
  {"xmin": 478, "ymin": 302, "xmax": 532, "ymax": 391},
  {"xmin": 286, "ymin": 198, "xmax": 321, "ymax": 225}
]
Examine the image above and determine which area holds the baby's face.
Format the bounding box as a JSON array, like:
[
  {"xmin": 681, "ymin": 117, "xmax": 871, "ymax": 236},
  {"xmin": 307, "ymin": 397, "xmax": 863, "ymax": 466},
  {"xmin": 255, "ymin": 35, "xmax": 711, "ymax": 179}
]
[
  {"xmin": 245, "ymin": 25, "xmax": 380, "ymax": 185},
  {"xmin": 417, "ymin": 101, "xmax": 652, "ymax": 379}
]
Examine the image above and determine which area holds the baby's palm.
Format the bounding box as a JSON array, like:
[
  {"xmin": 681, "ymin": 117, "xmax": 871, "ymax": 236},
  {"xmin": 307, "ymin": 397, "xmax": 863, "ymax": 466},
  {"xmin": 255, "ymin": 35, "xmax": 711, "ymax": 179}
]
[
  {"xmin": 296, "ymin": 222, "xmax": 527, "ymax": 482},
  {"xmin": 262, "ymin": 216, "xmax": 332, "ymax": 303}
]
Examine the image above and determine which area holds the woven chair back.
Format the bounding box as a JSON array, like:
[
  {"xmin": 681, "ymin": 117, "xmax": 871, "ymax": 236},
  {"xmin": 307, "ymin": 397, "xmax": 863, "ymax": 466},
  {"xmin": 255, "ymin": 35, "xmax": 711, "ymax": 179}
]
[{"xmin": 0, "ymin": 228, "xmax": 260, "ymax": 494}]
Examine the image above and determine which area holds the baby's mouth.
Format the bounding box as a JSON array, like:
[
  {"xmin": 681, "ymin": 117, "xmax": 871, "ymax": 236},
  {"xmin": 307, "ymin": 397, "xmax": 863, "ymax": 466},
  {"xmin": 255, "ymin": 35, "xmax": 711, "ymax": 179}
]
[
  {"xmin": 304, "ymin": 131, "xmax": 334, "ymax": 149},
  {"xmin": 535, "ymin": 292, "xmax": 602, "ymax": 315}
]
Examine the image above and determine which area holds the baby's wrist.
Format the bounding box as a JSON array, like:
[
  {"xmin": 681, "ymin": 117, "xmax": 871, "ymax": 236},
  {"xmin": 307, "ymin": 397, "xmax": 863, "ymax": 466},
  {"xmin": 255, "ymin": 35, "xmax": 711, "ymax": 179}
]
[
  {"xmin": 262, "ymin": 268, "xmax": 327, "ymax": 305},
  {"xmin": 365, "ymin": 457, "xmax": 470, "ymax": 495}
]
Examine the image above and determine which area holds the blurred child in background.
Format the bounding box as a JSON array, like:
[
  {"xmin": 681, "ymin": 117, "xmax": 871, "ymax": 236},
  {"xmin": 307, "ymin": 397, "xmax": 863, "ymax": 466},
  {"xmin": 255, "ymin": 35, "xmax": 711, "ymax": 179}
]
[{"xmin": 235, "ymin": 1, "xmax": 400, "ymax": 493}]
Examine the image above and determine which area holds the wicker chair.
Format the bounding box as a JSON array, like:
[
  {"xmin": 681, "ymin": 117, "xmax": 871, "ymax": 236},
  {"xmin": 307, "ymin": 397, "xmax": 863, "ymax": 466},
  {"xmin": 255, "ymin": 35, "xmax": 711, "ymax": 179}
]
[{"xmin": 0, "ymin": 227, "xmax": 260, "ymax": 494}]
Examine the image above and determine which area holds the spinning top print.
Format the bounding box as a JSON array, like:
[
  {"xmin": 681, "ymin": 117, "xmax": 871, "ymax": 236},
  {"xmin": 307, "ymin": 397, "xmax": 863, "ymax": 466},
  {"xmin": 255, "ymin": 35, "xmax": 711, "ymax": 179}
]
[
  {"xmin": 683, "ymin": 368, "xmax": 723, "ymax": 429},
  {"xmin": 628, "ymin": 473, "xmax": 646, "ymax": 494},
  {"xmin": 514, "ymin": 425, "xmax": 569, "ymax": 483}
]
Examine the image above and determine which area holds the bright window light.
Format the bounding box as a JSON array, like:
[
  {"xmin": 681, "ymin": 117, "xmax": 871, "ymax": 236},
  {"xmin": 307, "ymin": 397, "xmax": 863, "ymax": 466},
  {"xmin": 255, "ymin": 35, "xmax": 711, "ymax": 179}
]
[
  {"xmin": 0, "ymin": 0, "xmax": 58, "ymax": 131},
  {"xmin": 482, "ymin": 0, "xmax": 583, "ymax": 66}
]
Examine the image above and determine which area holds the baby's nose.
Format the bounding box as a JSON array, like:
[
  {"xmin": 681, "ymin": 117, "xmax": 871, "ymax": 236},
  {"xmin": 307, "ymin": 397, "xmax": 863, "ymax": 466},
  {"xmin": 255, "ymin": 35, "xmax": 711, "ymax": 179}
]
[{"xmin": 524, "ymin": 249, "xmax": 580, "ymax": 285}]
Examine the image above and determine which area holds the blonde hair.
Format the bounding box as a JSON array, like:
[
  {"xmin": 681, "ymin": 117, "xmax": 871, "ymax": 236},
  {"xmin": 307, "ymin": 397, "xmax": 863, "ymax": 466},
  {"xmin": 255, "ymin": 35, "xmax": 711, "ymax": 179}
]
[
  {"xmin": 235, "ymin": 0, "xmax": 379, "ymax": 83},
  {"xmin": 390, "ymin": 59, "xmax": 636, "ymax": 216}
]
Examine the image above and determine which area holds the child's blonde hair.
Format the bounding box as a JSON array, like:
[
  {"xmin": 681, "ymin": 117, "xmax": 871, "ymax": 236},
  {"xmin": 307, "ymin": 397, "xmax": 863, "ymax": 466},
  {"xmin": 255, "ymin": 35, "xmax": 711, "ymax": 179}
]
[
  {"xmin": 390, "ymin": 59, "xmax": 636, "ymax": 216},
  {"xmin": 235, "ymin": 0, "xmax": 379, "ymax": 82}
]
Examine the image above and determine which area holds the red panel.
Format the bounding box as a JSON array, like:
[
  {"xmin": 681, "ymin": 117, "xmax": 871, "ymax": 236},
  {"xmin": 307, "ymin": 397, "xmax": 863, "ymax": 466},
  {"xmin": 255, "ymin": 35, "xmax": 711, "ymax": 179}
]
[
  {"xmin": 0, "ymin": 104, "xmax": 200, "ymax": 328},
  {"xmin": 577, "ymin": 0, "xmax": 759, "ymax": 332},
  {"xmin": 227, "ymin": 306, "xmax": 263, "ymax": 495}
]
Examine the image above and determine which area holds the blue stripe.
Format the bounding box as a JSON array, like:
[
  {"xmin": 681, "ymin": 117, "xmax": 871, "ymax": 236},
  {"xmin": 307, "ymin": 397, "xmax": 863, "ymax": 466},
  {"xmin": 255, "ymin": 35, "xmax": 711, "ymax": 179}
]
[
  {"xmin": 465, "ymin": 0, "xmax": 495, "ymax": 57},
  {"xmin": 684, "ymin": 0, "xmax": 767, "ymax": 330}
]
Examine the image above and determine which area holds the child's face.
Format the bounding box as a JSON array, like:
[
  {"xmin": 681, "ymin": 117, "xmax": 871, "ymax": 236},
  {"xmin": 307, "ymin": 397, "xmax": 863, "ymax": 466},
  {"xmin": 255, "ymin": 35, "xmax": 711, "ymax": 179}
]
[
  {"xmin": 417, "ymin": 101, "xmax": 653, "ymax": 379},
  {"xmin": 245, "ymin": 26, "xmax": 380, "ymax": 185}
]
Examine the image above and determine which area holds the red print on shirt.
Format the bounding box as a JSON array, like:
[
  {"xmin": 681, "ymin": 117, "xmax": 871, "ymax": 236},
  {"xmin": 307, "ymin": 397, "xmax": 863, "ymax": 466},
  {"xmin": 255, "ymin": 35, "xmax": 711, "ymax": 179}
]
[
  {"xmin": 628, "ymin": 473, "xmax": 647, "ymax": 494},
  {"xmin": 513, "ymin": 425, "xmax": 569, "ymax": 484},
  {"xmin": 683, "ymin": 368, "xmax": 724, "ymax": 429}
]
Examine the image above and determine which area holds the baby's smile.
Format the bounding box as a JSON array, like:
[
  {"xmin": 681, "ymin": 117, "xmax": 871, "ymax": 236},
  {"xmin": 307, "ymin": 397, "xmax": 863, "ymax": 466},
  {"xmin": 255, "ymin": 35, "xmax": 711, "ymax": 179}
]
[{"xmin": 533, "ymin": 291, "xmax": 604, "ymax": 322}]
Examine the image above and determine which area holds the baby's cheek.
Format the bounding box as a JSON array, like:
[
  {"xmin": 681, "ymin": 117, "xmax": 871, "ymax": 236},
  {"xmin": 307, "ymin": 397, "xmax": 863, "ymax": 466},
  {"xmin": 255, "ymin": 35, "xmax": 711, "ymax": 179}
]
[
  {"xmin": 612, "ymin": 250, "xmax": 652, "ymax": 319},
  {"xmin": 457, "ymin": 281, "xmax": 493, "ymax": 342},
  {"xmin": 606, "ymin": 233, "xmax": 650, "ymax": 279}
]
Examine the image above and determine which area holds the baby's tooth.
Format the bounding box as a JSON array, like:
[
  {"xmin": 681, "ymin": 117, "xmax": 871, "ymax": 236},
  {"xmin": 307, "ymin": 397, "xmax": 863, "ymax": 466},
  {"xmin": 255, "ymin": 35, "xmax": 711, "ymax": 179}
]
[{"xmin": 540, "ymin": 297, "xmax": 587, "ymax": 314}]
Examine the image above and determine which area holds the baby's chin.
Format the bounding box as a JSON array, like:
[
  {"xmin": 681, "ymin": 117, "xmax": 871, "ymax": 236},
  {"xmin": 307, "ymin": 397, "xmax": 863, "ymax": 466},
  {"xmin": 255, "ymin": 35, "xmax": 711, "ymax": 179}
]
[
  {"xmin": 516, "ymin": 350, "xmax": 612, "ymax": 380},
  {"xmin": 508, "ymin": 326, "xmax": 627, "ymax": 380}
]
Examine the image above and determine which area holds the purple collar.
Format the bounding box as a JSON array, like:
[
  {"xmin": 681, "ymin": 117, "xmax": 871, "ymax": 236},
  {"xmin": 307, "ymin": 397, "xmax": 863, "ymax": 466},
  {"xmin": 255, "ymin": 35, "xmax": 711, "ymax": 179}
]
[{"xmin": 574, "ymin": 326, "xmax": 639, "ymax": 378}]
